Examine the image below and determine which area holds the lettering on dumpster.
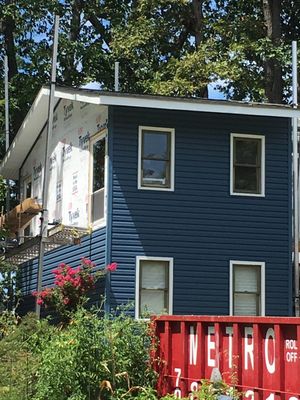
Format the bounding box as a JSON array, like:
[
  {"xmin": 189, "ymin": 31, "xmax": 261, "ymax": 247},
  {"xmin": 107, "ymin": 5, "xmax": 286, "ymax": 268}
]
[
  {"xmin": 286, "ymin": 339, "xmax": 298, "ymax": 363},
  {"xmin": 169, "ymin": 325, "xmax": 299, "ymax": 399}
]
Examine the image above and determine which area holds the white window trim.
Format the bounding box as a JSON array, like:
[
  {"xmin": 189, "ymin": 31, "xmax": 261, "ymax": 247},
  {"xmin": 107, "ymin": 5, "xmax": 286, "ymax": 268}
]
[
  {"xmin": 229, "ymin": 260, "xmax": 265, "ymax": 316},
  {"xmin": 230, "ymin": 133, "xmax": 265, "ymax": 197},
  {"xmin": 135, "ymin": 256, "xmax": 174, "ymax": 319},
  {"xmin": 138, "ymin": 126, "xmax": 175, "ymax": 191},
  {"xmin": 88, "ymin": 130, "xmax": 108, "ymax": 229}
]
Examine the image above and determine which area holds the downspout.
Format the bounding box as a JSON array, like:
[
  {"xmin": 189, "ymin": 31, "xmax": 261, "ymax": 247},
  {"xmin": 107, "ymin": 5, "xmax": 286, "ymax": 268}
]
[
  {"xmin": 104, "ymin": 62, "xmax": 119, "ymax": 313},
  {"xmin": 104, "ymin": 106, "xmax": 113, "ymax": 314},
  {"xmin": 292, "ymin": 41, "xmax": 299, "ymax": 316}
]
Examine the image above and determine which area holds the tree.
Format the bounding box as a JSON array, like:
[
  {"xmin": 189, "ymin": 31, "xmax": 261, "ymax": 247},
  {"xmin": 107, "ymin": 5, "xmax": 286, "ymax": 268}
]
[
  {"xmin": 0, "ymin": 0, "xmax": 299, "ymax": 152},
  {"xmin": 262, "ymin": 0, "xmax": 283, "ymax": 103}
]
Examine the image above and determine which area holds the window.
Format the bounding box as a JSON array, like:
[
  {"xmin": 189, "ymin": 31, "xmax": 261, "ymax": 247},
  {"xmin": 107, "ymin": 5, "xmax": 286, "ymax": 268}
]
[
  {"xmin": 230, "ymin": 261, "xmax": 265, "ymax": 316},
  {"xmin": 135, "ymin": 257, "xmax": 173, "ymax": 319},
  {"xmin": 90, "ymin": 132, "xmax": 106, "ymax": 225},
  {"xmin": 138, "ymin": 126, "xmax": 175, "ymax": 190},
  {"xmin": 231, "ymin": 134, "xmax": 265, "ymax": 196},
  {"xmin": 23, "ymin": 223, "xmax": 32, "ymax": 242},
  {"xmin": 20, "ymin": 176, "xmax": 33, "ymax": 242},
  {"xmin": 23, "ymin": 176, "xmax": 32, "ymax": 200}
]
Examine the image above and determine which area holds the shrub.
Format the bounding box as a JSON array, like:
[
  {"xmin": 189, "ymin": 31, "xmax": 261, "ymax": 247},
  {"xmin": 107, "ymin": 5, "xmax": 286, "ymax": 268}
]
[
  {"xmin": 0, "ymin": 312, "xmax": 53, "ymax": 400},
  {"xmin": 33, "ymin": 307, "xmax": 157, "ymax": 400},
  {"xmin": 33, "ymin": 259, "xmax": 117, "ymax": 321}
]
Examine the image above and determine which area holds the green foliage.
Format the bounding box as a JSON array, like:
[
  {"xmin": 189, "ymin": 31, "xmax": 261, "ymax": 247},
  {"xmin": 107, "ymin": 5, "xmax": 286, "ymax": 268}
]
[
  {"xmin": 0, "ymin": 306, "xmax": 243, "ymax": 400},
  {"xmin": 1, "ymin": 0, "xmax": 300, "ymax": 149},
  {"xmin": 33, "ymin": 307, "xmax": 157, "ymax": 400},
  {"xmin": 159, "ymin": 379, "xmax": 241, "ymax": 400},
  {"xmin": 0, "ymin": 312, "xmax": 53, "ymax": 400},
  {"xmin": 0, "ymin": 260, "xmax": 20, "ymax": 313}
]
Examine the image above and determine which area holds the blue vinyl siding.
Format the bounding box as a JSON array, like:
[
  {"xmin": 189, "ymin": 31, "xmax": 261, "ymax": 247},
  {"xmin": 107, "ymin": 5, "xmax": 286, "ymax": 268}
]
[
  {"xmin": 109, "ymin": 106, "xmax": 292, "ymax": 316},
  {"xmin": 17, "ymin": 227, "xmax": 106, "ymax": 314}
]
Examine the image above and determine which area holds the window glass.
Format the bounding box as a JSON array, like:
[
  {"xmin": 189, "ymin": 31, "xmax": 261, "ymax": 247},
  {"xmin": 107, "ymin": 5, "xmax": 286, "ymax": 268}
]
[
  {"xmin": 233, "ymin": 264, "xmax": 261, "ymax": 316},
  {"xmin": 234, "ymin": 166, "xmax": 259, "ymax": 193},
  {"xmin": 233, "ymin": 136, "xmax": 262, "ymax": 194},
  {"xmin": 24, "ymin": 225, "xmax": 31, "ymax": 241},
  {"xmin": 140, "ymin": 128, "xmax": 173, "ymax": 189},
  {"xmin": 234, "ymin": 139, "xmax": 260, "ymax": 165},
  {"xmin": 25, "ymin": 181, "xmax": 32, "ymax": 199},
  {"xmin": 139, "ymin": 260, "xmax": 169, "ymax": 317},
  {"xmin": 90, "ymin": 135, "xmax": 106, "ymax": 224},
  {"xmin": 143, "ymin": 132, "xmax": 169, "ymax": 160},
  {"xmin": 140, "ymin": 290, "xmax": 166, "ymax": 315},
  {"xmin": 234, "ymin": 293, "xmax": 257, "ymax": 315},
  {"xmin": 93, "ymin": 138, "xmax": 105, "ymax": 192}
]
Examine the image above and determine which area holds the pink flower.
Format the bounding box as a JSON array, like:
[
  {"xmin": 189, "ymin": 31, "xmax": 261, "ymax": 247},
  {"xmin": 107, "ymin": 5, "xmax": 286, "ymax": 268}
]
[
  {"xmin": 106, "ymin": 262, "xmax": 118, "ymax": 272},
  {"xmin": 81, "ymin": 258, "xmax": 96, "ymax": 267},
  {"xmin": 37, "ymin": 298, "xmax": 43, "ymax": 305}
]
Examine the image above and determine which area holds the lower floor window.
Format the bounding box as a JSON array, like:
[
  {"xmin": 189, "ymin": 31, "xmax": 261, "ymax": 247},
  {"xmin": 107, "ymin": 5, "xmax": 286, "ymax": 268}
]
[
  {"xmin": 135, "ymin": 257, "xmax": 173, "ymax": 319},
  {"xmin": 230, "ymin": 261, "xmax": 265, "ymax": 316}
]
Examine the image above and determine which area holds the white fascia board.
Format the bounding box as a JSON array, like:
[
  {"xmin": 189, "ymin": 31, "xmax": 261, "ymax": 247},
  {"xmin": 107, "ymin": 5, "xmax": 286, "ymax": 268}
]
[
  {"xmin": 52, "ymin": 87, "xmax": 300, "ymax": 118},
  {"xmin": 0, "ymin": 88, "xmax": 56, "ymax": 179},
  {"xmin": 97, "ymin": 94, "xmax": 300, "ymax": 119},
  {"xmin": 54, "ymin": 87, "xmax": 102, "ymax": 104}
]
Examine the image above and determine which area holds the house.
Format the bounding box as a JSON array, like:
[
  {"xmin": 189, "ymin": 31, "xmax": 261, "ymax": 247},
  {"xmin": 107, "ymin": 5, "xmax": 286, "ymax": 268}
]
[{"xmin": 0, "ymin": 86, "xmax": 298, "ymax": 317}]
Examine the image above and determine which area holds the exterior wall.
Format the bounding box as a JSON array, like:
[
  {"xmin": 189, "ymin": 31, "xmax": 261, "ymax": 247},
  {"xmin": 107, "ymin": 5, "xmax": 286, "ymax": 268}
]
[
  {"xmin": 109, "ymin": 106, "xmax": 292, "ymax": 316},
  {"xmin": 17, "ymin": 226, "xmax": 106, "ymax": 315},
  {"xmin": 20, "ymin": 101, "xmax": 108, "ymax": 235},
  {"xmin": 17, "ymin": 100, "xmax": 108, "ymax": 314}
]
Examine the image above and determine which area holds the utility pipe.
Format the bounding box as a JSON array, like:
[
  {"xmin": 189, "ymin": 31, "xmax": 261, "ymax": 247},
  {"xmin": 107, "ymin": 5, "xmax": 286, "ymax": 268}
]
[
  {"xmin": 36, "ymin": 15, "xmax": 60, "ymax": 318},
  {"xmin": 114, "ymin": 61, "xmax": 119, "ymax": 92},
  {"xmin": 292, "ymin": 41, "xmax": 299, "ymax": 316}
]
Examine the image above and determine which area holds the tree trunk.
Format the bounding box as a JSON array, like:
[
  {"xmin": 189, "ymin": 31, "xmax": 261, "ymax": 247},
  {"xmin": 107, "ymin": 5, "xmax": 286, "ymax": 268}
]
[
  {"xmin": 3, "ymin": 0, "xmax": 18, "ymax": 81},
  {"xmin": 63, "ymin": 0, "xmax": 82, "ymax": 85},
  {"xmin": 192, "ymin": 0, "xmax": 204, "ymax": 49},
  {"xmin": 262, "ymin": 0, "xmax": 283, "ymax": 103},
  {"xmin": 191, "ymin": 0, "xmax": 208, "ymax": 98}
]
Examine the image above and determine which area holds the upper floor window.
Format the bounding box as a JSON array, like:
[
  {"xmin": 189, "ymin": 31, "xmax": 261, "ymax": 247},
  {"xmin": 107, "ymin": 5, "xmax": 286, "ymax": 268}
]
[
  {"xmin": 231, "ymin": 134, "xmax": 265, "ymax": 196},
  {"xmin": 24, "ymin": 178, "xmax": 32, "ymax": 199},
  {"xmin": 230, "ymin": 261, "xmax": 265, "ymax": 316},
  {"xmin": 90, "ymin": 132, "xmax": 106, "ymax": 226},
  {"xmin": 135, "ymin": 256, "xmax": 173, "ymax": 319},
  {"xmin": 138, "ymin": 126, "xmax": 175, "ymax": 191}
]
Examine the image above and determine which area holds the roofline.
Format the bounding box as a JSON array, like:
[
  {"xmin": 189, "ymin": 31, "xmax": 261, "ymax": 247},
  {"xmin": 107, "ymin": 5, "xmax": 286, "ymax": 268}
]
[
  {"xmin": 1, "ymin": 85, "xmax": 299, "ymax": 179},
  {"xmin": 53, "ymin": 86, "xmax": 300, "ymax": 118}
]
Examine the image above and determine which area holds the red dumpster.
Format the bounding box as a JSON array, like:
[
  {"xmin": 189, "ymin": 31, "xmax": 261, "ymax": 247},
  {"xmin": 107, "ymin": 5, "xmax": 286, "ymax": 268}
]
[{"xmin": 153, "ymin": 315, "xmax": 300, "ymax": 399}]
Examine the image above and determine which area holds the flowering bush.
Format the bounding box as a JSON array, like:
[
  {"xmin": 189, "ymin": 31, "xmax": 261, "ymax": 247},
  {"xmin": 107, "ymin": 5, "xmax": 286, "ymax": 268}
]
[{"xmin": 33, "ymin": 258, "xmax": 117, "ymax": 318}]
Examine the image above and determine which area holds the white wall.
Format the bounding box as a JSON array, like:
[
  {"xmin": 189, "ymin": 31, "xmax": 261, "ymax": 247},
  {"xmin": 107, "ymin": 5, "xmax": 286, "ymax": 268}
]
[{"xmin": 20, "ymin": 99, "xmax": 108, "ymax": 236}]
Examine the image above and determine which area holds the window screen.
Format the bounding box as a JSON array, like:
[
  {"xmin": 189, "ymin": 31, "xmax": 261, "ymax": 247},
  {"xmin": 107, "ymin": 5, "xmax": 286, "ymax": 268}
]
[
  {"xmin": 233, "ymin": 136, "xmax": 262, "ymax": 194},
  {"xmin": 140, "ymin": 128, "xmax": 173, "ymax": 189}
]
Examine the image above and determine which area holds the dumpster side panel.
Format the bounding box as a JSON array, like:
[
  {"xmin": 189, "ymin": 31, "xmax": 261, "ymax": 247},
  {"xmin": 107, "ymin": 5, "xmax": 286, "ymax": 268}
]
[{"xmin": 154, "ymin": 316, "xmax": 300, "ymax": 399}]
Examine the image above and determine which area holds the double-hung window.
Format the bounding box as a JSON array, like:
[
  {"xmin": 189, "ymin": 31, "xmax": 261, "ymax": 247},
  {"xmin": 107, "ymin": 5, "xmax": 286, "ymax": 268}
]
[
  {"xmin": 230, "ymin": 261, "xmax": 265, "ymax": 316},
  {"xmin": 138, "ymin": 127, "xmax": 175, "ymax": 190},
  {"xmin": 90, "ymin": 132, "xmax": 106, "ymax": 226},
  {"xmin": 135, "ymin": 257, "xmax": 173, "ymax": 319},
  {"xmin": 231, "ymin": 134, "xmax": 265, "ymax": 196}
]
